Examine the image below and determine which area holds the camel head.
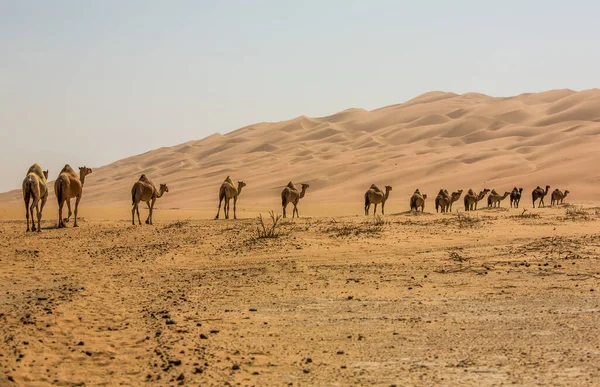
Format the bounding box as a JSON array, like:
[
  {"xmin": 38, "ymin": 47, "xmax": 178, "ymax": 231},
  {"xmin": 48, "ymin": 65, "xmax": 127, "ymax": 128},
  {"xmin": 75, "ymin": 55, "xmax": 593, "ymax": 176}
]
[
  {"xmin": 456, "ymin": 189, "xmax": 463, "ymax": 195},
  {"xmin": 519, "ymin": 188, "xmax": 523, "ymax": 193},
  {"xmin": 564, "ymin": 190, "xmax": 570, "ymax": 196},
  {"xmin": 43, "ymin": 170, "xmax": 49, "ymax": 180},
  {"xmin": 78, "ymin": 166, "xmax": 92, "ymax": 184},
  {"xmin": 545, "ymin": 185, "xmax": 551, "ymax": 190},
  {"xmin": 301, "ymin": 183, "xmax": 310, "ymax": 190},
  {"xmin": 385, "ymin": 185, "xmax": 392, "ymax": 192},
  {"xmin": 79, "ymin": 166, "xmax": 92, "ymax": 177},
  {"xmin": 159, "ymin": 183, "xmax": 169, "ymax": 194},
  {"xmin": 237, "ymin": 181, "xmax": 246, "ymax": 194},
  {"xmin": 422, "ymin": 194, "xmax": 428, "ymax": 199},
  {"xmin": 483, "ymin": 188, "xmax": 490, "ymax": 194}
]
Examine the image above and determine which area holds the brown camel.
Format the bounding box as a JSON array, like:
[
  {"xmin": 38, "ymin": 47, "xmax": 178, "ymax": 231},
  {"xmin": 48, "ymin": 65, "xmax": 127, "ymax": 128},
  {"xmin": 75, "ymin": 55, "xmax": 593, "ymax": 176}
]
[
  {"xmin": 532, "ymin": 185, "xmax": 551, "ymax": 208},
  {"xmin": 55, "ymin": 165, "xmax": 92, "ymax": 228},
  {"xmin": 281, "ymin": 182, "xmax": 310, "ymax": 218},
  {"xmin": 448, "ymin": 189, "xmax": 463, "ymax": 212},
  {"xmin": 487, "ymin": 190, "xmax": 511, "ymax": 208},
  {"xmin": 131, "ymin": 174, "xmax": 169, "ymax": 225},
  {"xmin": 551, "ymin": 189, "xmax": 570, "ymax": 206},
  {"xmin": 364, "ymin": 184, "xmax": 392, "ymax": 215},
  {"xmin": 510, "ymin": 187, "xmax": 523, "ymax": 208},
  {"xmin": 464, "ymin": 188, "xmax": 490, "ymax": 211},
  {"xmin": 435, "ymin": 189, "xmax": 451, "ymax": 213},
  {"xmin": 410, "ymin": 189, "xmax": 427, "ymax": 212},
  {"xmin": 215, "ymin": 176, "xmax": 246, "ymax": 220},
  {"xmin": 22, "ymin": 164, "xmax": 49, "ymax": 232}
]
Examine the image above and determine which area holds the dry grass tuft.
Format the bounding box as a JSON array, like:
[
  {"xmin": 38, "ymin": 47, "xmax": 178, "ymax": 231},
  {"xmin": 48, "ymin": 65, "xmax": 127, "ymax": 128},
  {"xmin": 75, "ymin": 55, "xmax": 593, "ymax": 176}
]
[
  {"xmin": 255, "ymin": 211, "xmax": 283, "ymax": 238},
  {"xmin": 456, "ymin": 212, "xmax": 481, "ymax": 228}
]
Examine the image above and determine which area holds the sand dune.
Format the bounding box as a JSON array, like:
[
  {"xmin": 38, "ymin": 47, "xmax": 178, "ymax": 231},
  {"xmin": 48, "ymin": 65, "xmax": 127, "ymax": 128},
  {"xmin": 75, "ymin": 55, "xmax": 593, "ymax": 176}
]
[{"xmin": 2, "ymin": 89, "xmax": 600, "ymax": 212}]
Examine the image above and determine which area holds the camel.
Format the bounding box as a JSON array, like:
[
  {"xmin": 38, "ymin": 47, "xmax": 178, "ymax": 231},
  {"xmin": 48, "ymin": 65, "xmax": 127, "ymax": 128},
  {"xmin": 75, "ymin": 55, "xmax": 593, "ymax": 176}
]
[
  {"xmin": 22, "ymin": 164, "xmax": 49, "ymax": 232},
  {"xmin": 410, "ymin": 189, "xmax": 427, "ymax": 212},
  {"xmin": 281, "ymin": 182, "xmax": 310, "ymax": 218},
  {"xmin": 448, "ymin": 189, "xmax": 463, "ymax": 212},
  {"xmin": 55, "ymin": 165, "xmax": 92, "ymax": 228},
  {"xmin": 510, "ymin": 187, "xmax": 523, "ymax": 208},
  {"xmin": 215, "ymin": 176, "xmax": 246, "ymax": 220},
  {"xmin": 532, "ymin": 185, "xmax": 551, "ymax": 208},
  {"xmin": 131, "ymin": 174, "xmax": 169, "ymax": 225},
  {"xmin": 464, "ymin": 188, "xmax": 490, "ymax": 211},
  {"xmin": 551, "ymin": 189, "xmax": 570, "ymax": 206},
  {"xmin": 364, "ymin": 184, "xmax": 392, "ymax": 215},
  {"xmin": 435, "ymin": 189, "xmax": 451, "ymax": 213},
  {"xmin": 487, "ymin": 190, "xmax": 511, "ymax": 208}
]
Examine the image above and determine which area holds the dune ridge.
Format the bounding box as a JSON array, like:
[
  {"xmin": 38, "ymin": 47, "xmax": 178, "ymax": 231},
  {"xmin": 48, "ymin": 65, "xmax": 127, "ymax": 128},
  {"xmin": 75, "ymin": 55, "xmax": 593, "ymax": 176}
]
[{"xmin": 2, "ymin": 89, "xmax": 600, "ymax": 210}]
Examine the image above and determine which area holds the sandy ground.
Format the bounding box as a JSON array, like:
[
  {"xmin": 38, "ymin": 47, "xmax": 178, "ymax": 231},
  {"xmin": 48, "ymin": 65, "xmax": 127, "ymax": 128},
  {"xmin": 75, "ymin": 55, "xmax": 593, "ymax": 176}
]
[{"xmin": 1, "ymin": 203, "xmax": 600, "ymax": 386}]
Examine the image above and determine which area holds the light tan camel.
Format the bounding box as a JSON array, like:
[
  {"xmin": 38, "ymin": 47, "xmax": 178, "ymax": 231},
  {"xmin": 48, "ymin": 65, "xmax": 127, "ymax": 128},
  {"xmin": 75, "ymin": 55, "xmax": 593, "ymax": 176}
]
[
  {"xmin": 551, "ymin": 189, "xmax": 569, "ymax": 206},
  {"xmin": 215, "ymin": 176, "xmax": 246, "ymax": 220},
  {"xmin": 131, "ymin": 174, "xmax": 169, "ymax": 225},
  {"xmin": 22, "ymin": 164, "xmax": 49, "ymax": 232},
  {"xmin": 410, "ymin": 189, "xmax": 427, "ymax": 212},
  {"xmin": 448, "ymin": 189, "xmax": 463, "ymax": 212},
  {"xmin": 464, "ymin": 188, "xmax": 490, "ymax": 211},
  {"xmin": 364, "ymin": 184, "xmax": 392, "ymax": 215},
  {"xmin": 532, "ymin": 185, "xmax": 550, "ymax": 208},
  {"xmin": 55, "ymin": 165, "xmax": 92, "ymax": 228},
  {"xmin": 435, "ymin": 189, "xmax": 451, "ymax": 213},
  {"xmin": 510, "ymin": 187, "xmax": 523, "ymax": 208},
  {"xmin": 487, "ymin": 190, "xmax": 511, "ymax": 208},
  {"xmin": 281, "ymin": 182, "xmax": 310, "ymax": 218}
]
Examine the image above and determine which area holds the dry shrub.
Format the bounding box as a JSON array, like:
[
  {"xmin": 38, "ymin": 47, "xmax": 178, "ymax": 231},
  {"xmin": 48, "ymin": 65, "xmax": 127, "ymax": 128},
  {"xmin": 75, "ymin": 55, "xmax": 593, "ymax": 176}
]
[
  {"xmin": 456, "ymin": 212, "xmax": 481, "ymax": 228},
  {"xmin": 255, "ymin": 211, "xmax": 283, "ymax": 238},
  {"xmin": 510, "ymin": 209, "xmax": 541, "ymax": 220},
  {"xmin": 564, "ymin": 206, "xmax": 591, "ymax": 221}
]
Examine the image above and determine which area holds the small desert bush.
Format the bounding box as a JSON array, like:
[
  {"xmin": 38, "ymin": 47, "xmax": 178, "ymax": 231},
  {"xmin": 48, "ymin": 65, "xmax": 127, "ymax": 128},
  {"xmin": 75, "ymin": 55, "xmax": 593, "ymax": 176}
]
[
  {"xmin": 456, "ymin": 212, "xmax": 481, "ymax": 228},
  {"xmin": 564, "ymin": 206, "xmax": 591, "ymax": 221},
  {"xmin": 255, "ymin": 211, "xmax": 283, "ymax": 238},
  {"xmin": 163, "ymin": 218, "xmax": 192, "ymax": 229},
  {"xmin": 510, "ymin": 209, "xmax": 541, "ymax": 220}
]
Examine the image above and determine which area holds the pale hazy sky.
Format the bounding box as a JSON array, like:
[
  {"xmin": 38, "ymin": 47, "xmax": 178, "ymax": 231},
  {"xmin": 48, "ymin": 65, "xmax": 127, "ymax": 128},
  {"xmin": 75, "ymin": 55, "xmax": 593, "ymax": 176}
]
[{"xmin": 2, "ymin": 0, "xmax": 599, "ymax": 192}]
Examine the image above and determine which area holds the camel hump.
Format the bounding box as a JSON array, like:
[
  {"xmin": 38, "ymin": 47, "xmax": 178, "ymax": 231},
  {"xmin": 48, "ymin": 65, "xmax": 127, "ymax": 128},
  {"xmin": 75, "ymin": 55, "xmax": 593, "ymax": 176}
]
[
  {"xmin": 467, "ymin": 189, "xmax": 474, "ymax": 195},
  {"xmin": 26, "ymin": 163, "xmax": 45, "ymax": 180},
  {"xmin": 286, "ymin": 181, "xmax": 296, "ymax": 189},
  {"xmin": 223, "ymin": 176, "xmax": 233, "ymax": 184},
  {"xmin": 370, "ymin": 184, "xmax": 382, "ymax": 192}
]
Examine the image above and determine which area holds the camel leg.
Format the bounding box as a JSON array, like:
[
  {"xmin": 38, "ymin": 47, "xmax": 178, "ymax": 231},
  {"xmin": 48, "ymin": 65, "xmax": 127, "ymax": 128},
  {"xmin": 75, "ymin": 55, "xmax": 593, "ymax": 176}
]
[
  {"xmin": 150, "ymin": 198, "xmax": 157, "ymax": 225},
  {"xmin": 35, "ymin": 201, "xmax": 42, "ymax": 232},
  {"xmin": 373, "ymin": 203, "xmax": 377, "ymax": 216},
  {"xmin": 25, "ymin": 198, "xmax": 30, "ymax": 232},
  {"xmin": 215, "ymin": 197, "xmax": 223, "ymax": 219},
  {"xmin": 381, "ymin": 201, "xmax": 385, "ymax": 215},
  {"xmin": 57, "ymin": 199, "xmax": 65, "ymax": 228},
  {"xmin": 233, "ymin": 197, "xmax": 238, "ymax": 220},
  {"xmin": 145, "ymin": 201, "xmax": 152, "ymax": 224},
  {"xmin": 283, "ymin": 203, "xmax": 287, "ymax": 218},
  {"xmin": 364, "ymin": 204, "xmax": 370, "ymax": 216},
  {"xmin": 36, "ymin": 195, "xmax": 46, "ymax": 232},
  {"xmin": 224, "ymin": 199, "xmax": 229, "ymax": 220},
  {"xmin": 30, "ymin": 199, "xmax": 38, "ymax": 232},
  {"xmin": 73, "ymin": 196, "xmax": 81, "ymax": 227},
  {"xmin": 64, "ymin": 199, "xmax": 72, "ymax": 223},
  {"xmin": 293, "ymin": 204, "xmax": 298, "ymax": 219},
  {"xmin": 136, "ymin": 203, "xmax": 142, "ymax": 225},
  {"xmin": 132, "ymin": 202, "xmax": 136, "ymax": 225}
]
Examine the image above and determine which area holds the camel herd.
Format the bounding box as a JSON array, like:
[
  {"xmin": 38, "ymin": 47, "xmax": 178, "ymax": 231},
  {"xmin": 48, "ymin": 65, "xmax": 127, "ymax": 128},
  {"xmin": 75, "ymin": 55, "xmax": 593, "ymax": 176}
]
[{"xmin": 21, "ymin": 163, "xmax": 570, "ymax": 232}]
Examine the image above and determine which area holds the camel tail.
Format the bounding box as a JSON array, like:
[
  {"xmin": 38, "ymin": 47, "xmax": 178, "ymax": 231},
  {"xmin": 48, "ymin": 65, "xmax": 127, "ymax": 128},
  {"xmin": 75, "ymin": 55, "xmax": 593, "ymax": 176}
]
[{"xmin": 55, "ymin": 179, "xmax": 64, "ymax": 205}]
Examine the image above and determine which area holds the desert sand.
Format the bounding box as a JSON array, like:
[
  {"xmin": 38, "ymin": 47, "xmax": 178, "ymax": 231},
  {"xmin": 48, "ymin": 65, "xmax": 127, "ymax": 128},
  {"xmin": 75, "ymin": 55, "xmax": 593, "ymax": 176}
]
[
  {"xmin": 1, "ymin": 90, "xmax": 600, "ymax": 386},
  {"xmin": 1, "ymin": 89, "xmax": 600, "ymax": 210}
]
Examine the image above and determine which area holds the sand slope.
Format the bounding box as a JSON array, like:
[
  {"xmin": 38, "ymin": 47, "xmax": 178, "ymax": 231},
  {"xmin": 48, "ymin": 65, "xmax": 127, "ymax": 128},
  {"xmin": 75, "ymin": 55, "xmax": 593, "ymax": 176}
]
[{"xmin": 2, "ymin": 89, "xmax": 600, "ymax": 211}]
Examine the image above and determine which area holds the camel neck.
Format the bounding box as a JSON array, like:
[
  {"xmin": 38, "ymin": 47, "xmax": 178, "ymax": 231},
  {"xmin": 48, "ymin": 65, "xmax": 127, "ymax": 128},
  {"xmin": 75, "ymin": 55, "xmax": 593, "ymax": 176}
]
[{"xmin": 237, "ymin": 185, "xmax": 244, "ymax": 195}]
